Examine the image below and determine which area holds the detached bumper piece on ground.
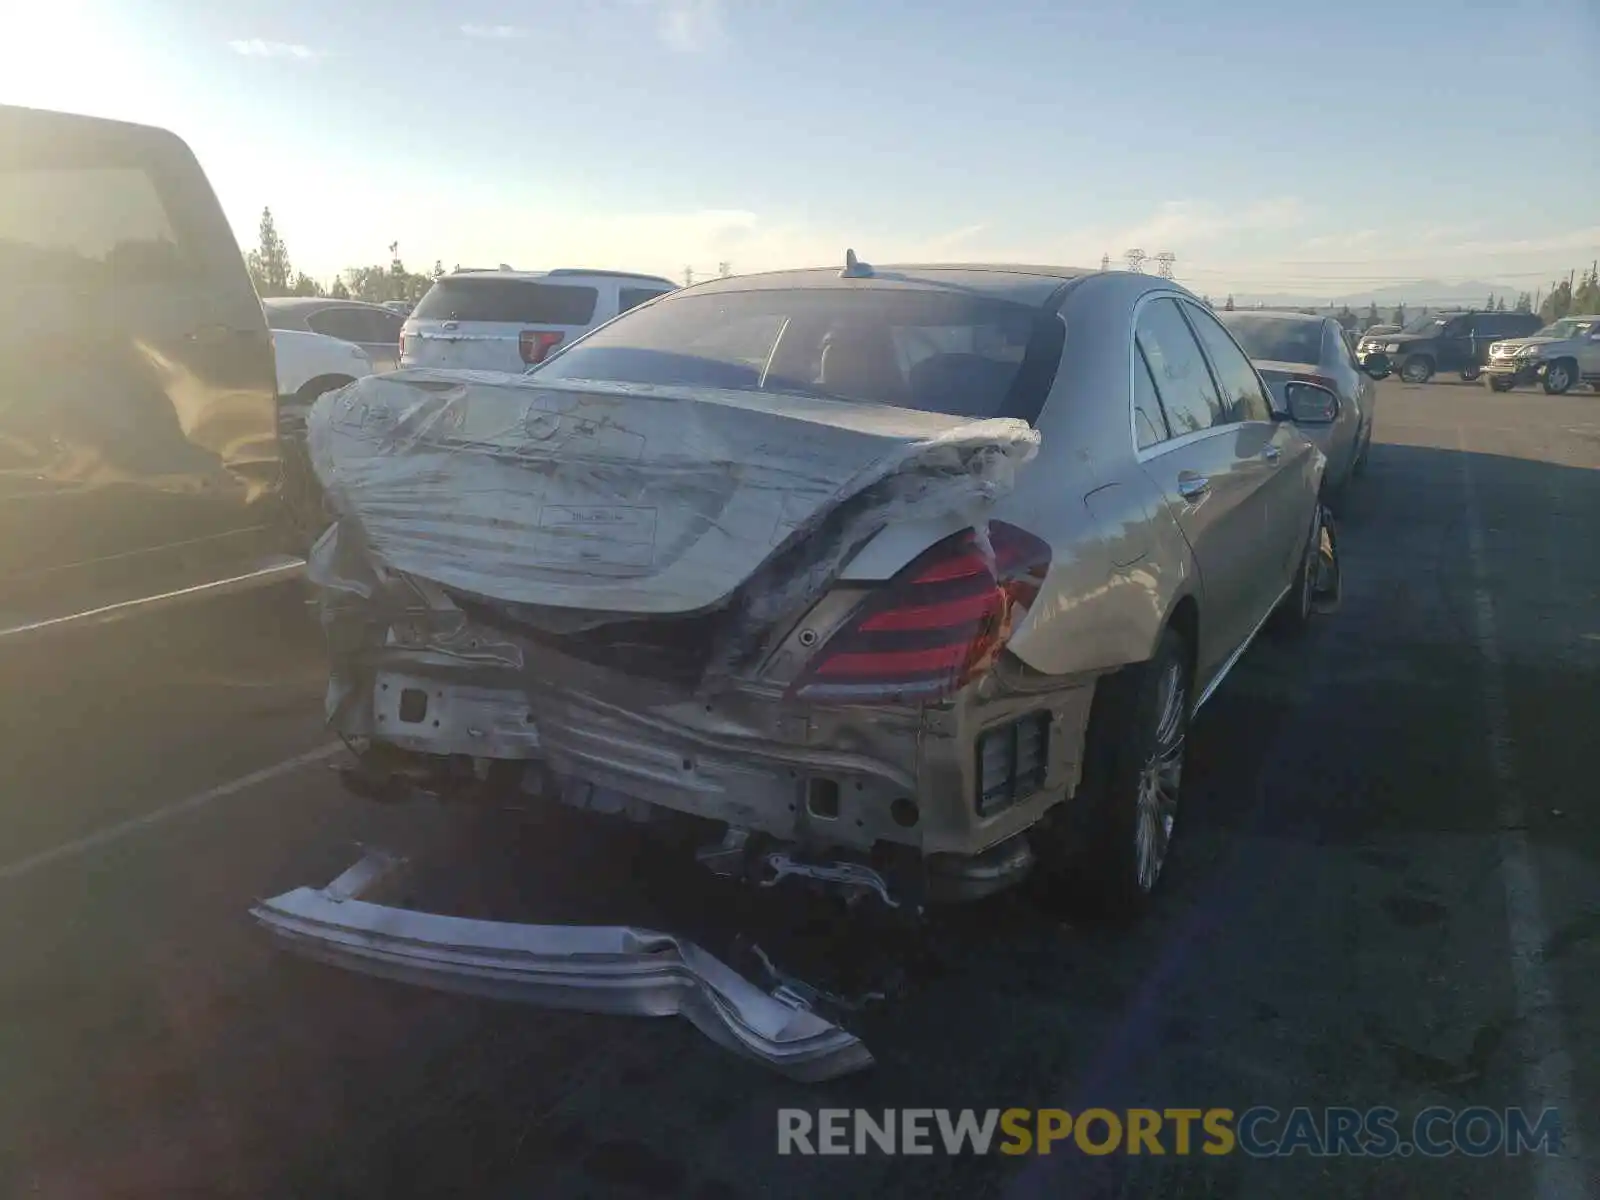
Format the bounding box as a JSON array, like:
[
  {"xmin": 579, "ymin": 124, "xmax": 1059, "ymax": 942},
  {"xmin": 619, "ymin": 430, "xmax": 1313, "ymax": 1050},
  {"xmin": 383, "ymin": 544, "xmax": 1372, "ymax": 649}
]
[{"xmin": 251, "ymin": 850, "xmax": 875, "ymax": 1082}]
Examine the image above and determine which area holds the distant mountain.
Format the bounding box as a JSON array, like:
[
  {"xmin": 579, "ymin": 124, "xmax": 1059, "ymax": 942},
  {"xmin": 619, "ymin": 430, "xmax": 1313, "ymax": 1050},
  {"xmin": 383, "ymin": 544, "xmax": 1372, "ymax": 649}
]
[{"xmin": 1223, "ymin": 279, "xmax": 1525, "ymax": 310}]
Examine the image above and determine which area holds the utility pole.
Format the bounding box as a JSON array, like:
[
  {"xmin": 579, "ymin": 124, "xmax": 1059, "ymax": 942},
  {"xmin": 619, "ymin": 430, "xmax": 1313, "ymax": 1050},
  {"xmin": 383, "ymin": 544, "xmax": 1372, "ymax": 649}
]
[
  {"xmin": 684, "ymin": 266, "xmax": 695, "ymax": 286},
  {"xmin": 1100, "ymin": 253, "xmax": 1110, "ymax": 272},
  {"xmin": 1154, "ymin": 251, "xmax": 1176, "ymax": 280},
  {"xmin": 1124, "ymin": 248, "xmax": 1146, "ymax": 274}
]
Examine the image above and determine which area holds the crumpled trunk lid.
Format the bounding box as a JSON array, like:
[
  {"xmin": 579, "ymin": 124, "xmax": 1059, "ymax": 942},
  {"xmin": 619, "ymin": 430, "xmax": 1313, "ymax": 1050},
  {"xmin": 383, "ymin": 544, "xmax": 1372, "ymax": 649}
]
[{"xmin": 307, "ymin": 370, "xmax": 1039, "ymax": 631}]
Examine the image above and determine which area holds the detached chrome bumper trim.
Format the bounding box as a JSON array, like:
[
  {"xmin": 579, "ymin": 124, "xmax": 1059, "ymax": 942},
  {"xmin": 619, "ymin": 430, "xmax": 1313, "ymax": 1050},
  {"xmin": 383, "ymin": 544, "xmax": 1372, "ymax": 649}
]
[{"xmin": 251, "ymin": 850, "xmax": 874, "ymax": 1083}]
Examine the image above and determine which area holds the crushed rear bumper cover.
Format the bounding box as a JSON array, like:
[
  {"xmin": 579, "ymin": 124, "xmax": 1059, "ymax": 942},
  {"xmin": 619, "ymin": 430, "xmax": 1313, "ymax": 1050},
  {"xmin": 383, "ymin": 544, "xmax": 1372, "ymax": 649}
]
[{"xmin": 251, "ymin": 850, "xmax": 874, "ymax": 1083}]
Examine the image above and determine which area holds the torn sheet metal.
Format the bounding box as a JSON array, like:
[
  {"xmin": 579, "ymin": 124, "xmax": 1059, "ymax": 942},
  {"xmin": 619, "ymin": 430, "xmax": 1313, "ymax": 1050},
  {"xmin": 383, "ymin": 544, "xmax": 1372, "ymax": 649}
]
[
  {"xmin": 306, "ymin": 369, "xmax": 1039, "ymax": 631},
  {"xmin": 251, "ymin": 850, "xmax": 874, "ymax": 1083}
]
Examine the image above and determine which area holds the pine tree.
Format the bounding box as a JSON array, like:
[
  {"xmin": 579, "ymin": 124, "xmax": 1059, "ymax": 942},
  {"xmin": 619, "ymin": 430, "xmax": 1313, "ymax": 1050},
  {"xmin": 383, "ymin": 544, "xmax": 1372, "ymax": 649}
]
[
  {"xmin": 245, "ymin": 207, "xmax": 293, "ymax": 296},
  {"xmin": 1495, "ymin": 296, "xmax": 1507, "ymax": 312},
  {"xmin": 329, "ymin": 277, "xmax": 351, "ymax": 299},
  {"xmin": 1391, "ymin": 304, "xmax": 1407, "ymax": 327},
  {"xmin": 1514, "ymin": 292, "xmax": 1532, "ymax": 313},
  {"xmin": 1366, "ymin": 301, "xmax": 1380, "ymax": 325},
  {"xmin": 1539, "ymin": 279, "xmax": 1573, "ymax": 323},
  {"xmin": 1223, "ymin": 294, "xmax": 1235, "ymax": 311}
]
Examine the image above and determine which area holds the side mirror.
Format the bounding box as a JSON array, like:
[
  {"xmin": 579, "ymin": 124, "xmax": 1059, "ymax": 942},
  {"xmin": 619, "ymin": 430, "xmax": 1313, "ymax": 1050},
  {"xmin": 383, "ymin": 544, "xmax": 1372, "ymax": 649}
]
[
  {"xmin": 1360, "ymin": 352, "xmax": 1392, "ymax": 380},
  {"xmin": 1284, "ymin": 381, "xmax": 1339, "ymax": 426}
]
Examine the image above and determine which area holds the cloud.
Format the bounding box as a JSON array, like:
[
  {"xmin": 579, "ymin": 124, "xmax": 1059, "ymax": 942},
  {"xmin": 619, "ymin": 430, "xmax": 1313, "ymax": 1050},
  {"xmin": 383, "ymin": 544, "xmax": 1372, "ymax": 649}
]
[
  {"xmin": 1109, "ymin": 198, "xmax": 1308, "ymax": 253},
  {"xmin": 648, "ymin": 0, "xmax": 726, "ymax": 53},
  {"xmin": 228, "ymin": 39, "xmax": 319, "ymax": 60},
  {"xmin": 460, "ymin": 23, "xmax": 528, "ymax": 39}
]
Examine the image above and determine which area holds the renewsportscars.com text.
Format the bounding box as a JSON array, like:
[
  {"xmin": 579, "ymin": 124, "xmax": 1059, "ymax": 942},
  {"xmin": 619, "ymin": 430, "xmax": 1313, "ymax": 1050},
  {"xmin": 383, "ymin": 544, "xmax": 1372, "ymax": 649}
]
[{"xmin": 777, "ymin": 1107, "xmax": 1564, "ymax": 1158}]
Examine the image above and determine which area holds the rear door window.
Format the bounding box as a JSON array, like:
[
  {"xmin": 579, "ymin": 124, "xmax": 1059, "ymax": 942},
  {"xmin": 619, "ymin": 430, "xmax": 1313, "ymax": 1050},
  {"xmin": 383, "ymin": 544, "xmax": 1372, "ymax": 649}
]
[
  {"xmin": 307, "ymin": 306, "xmax": 403, "ymax": 344},
  {"xmin": 0, "ymin": 164, "xmax": 194, "ymax": 284},
  {"xmin": 412, "ymin": 278, "xmax": 599, "ymax": 325},
  {"xmin": 1134, "ymin": 298, "xmax": 1225, "ymax": 436}
]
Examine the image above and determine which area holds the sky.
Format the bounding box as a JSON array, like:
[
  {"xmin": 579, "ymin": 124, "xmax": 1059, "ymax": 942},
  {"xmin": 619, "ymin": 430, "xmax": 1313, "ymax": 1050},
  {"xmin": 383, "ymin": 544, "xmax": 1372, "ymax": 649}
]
[{"xmin": 4, "ymin": 0, "xmax": 1597, "ymax": 299}]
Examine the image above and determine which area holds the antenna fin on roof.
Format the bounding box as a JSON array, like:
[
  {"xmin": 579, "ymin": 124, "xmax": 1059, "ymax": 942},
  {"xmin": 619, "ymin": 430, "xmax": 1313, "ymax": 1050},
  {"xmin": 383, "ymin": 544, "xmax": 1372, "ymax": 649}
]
[{"xmin": 840, "ymin": 248, "xmax": 874, "ymax": 279}]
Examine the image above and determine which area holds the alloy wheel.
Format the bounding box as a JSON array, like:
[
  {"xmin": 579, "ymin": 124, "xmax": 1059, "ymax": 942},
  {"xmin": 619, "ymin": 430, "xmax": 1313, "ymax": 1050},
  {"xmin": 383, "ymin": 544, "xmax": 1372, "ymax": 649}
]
[
  {"xmin": 1134, "ymin": 661, "xmax": 1186, "ymax": 893},
  {"xmin": 1545, "ymin": 363, "xmax": 1572, "ymax": 393}
]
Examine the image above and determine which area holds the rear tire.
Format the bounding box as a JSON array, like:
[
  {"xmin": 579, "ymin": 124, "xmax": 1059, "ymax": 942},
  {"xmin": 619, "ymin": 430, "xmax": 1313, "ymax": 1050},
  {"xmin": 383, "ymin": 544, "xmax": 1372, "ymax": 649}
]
[
  {"xmin": 1487, "ymin": 376, "xmax": 1515, "ymax": 393},
  {"xmin": 1542, "ymin": 359, "xmax": 1575, "ymax": 395},
  {"xmin": 1034, "ymin": 629, "xmax": 1192, "ymax": 919},
  {"xmin": 1460, "ymin": 366, "xmax": 1481, "ymax": 382},
  {"xmin": 1399, "ymin": 355, "xmax": 1434, "ymax": 384}
]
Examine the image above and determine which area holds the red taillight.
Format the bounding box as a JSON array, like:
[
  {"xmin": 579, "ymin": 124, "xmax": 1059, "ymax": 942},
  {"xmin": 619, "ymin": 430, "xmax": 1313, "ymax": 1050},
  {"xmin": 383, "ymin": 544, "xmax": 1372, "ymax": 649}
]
[
  {"xmin": 789, "ymin": 522, "xmax": 1051, "ymax": 704},
  {"xmin": 519, "ymin": 329, "xmax": 564, "ymax": 365}
]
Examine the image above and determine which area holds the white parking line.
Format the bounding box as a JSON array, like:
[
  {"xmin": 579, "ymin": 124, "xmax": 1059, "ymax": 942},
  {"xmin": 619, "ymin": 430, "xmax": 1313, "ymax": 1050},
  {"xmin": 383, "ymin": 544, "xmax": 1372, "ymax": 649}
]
[
  {"xmin": 1456, "ymin": 427, "xmax": 1585, "ymax": 1198},
  {"xmin": 0, "ymin": 744, "xmax": 343, "ymax": 885}
]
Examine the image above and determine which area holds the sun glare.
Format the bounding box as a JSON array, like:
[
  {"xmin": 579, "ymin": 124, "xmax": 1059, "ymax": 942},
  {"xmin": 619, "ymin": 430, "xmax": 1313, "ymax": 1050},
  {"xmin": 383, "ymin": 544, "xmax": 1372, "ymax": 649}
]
[{"xmin": 1, "ymin": 2, "xmax": 138, "ymax": 120}]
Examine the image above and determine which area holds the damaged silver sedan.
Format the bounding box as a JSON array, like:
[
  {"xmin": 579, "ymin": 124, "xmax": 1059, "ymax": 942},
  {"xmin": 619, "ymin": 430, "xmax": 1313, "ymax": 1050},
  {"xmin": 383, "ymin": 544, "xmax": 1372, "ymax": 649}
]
[
  {"xmin": 300, "ymin": 260, "xmax": 1338, "ymax": 915},
  {"xmin": 258, "ymin": 259, "xmax": 1342, "ymax": 1076}
]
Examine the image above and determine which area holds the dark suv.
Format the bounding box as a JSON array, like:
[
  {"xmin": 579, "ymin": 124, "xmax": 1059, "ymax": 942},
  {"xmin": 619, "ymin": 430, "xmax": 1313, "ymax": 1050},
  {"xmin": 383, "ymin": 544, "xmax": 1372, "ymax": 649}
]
[
  {"xmin": 1360, "ymin": 310, "xmax": 1543, "ymax": 384},
  {"xmin": 1, "ymin": 105, "xmax": 293, "ymax": 643}
]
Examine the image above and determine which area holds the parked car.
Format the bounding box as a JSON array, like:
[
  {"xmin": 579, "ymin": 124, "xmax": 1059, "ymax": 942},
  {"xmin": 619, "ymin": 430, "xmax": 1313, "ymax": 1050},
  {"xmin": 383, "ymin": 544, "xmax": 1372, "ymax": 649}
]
[
  {"xmin": 399, "ymin": 268, "xmax": 678, "ymax": 372},
  {"xmin": 263, "ymin": 297, "xmax": 404, "ymax": 372},
  {"xmin": 1355, "ymin": 324, "xmax": 1399, "ymax": 353},
  {"xmin": 1482, "ymin": 314, "xmax": 1600, "ymax": 394},
  {"xmin": 271, "ymin": 325, "xmax": 372, "ymax": 438},
  {"xmin": 1218, "ymin": 310, "xmax": 1378, "ymax": 497},
  {"xmin": 269, "ymin": 327, "xmax": 372, "ymax": 541},
  {"xmin": 0, "ymin": 104, "xmax": 293, "ymax": 641},
  {"xmin": 1363, "ymin": 309, "xmax": 1542, "ymax": 384},
  {"xmin": 304, "ymin": 260, "xmax": 1339, "ymax": 917}
]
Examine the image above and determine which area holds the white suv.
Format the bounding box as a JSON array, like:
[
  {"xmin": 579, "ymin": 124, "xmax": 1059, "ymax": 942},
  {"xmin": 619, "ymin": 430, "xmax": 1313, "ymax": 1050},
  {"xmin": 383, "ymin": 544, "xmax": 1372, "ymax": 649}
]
[{"xmin": 399, "ymin": 268, "xmax": 678, "ymax": 373}]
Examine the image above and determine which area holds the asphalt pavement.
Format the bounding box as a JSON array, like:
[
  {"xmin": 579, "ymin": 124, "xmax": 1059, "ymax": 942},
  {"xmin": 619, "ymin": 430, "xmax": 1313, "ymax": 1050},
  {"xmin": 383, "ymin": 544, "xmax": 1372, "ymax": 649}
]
[{"xmin": 1, "ymin": 377, "xmax": 1596, "ymax": 1199}]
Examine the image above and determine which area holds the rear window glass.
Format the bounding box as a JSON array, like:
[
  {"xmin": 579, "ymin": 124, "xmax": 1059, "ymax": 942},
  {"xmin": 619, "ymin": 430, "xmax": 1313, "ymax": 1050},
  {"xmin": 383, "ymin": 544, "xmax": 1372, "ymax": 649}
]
[
  {"xmin": 1217, "ymin": 315, "xmax": 1324, "ymax": 365},
  {"xmin": 412, "ymin": 278, "xmax": 598, "ymax": 324},
  {"xmin": 0, "ymin": 165, "xmax": 191, "ymax": 284},
  {"xmin": 530, "ymin": 288, "xmax": 1064, "ymax": 421},
  {"xmin": 618, "ymin": 286, "xmax": 672, "ymax": 314}
]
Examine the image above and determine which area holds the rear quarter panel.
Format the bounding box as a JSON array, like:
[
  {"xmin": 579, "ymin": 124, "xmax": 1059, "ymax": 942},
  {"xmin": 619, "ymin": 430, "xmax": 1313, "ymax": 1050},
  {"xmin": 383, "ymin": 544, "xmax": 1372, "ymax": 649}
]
[{"xmin": 995, "ymin": 274, "xmax": 1201, "ymax": 679}]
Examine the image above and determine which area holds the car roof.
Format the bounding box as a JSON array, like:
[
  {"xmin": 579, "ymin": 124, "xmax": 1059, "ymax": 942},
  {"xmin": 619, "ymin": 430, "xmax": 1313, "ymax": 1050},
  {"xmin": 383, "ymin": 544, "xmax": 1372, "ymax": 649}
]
[
  {"xmin": 1219, "ymin": 309, "xmax": 1326, "ymax": 323},
  {"xmin": 444, "ymin": 269, "xmax": 678, "ymax": 288},
  {"xmin": 681, "ymin": 263, "xmax": 1099, "ymax": 307},
  {"xmin": 260, "ymin": 297, "xmax": 393, "ymax": 313}
]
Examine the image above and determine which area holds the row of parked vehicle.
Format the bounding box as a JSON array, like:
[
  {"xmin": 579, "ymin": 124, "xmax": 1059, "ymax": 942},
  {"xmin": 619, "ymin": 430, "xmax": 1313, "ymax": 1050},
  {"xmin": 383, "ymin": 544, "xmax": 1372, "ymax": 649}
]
[
  {"xmin": 3, "ymin": 100, "xmax": 1361, "ymax": 921},
  {"xmin": 1352, "ymin": 309, "xmax": 1600, "ymax": 394},
  {"xmin": 4, "ymin": 99, "xmax": 1368, "ymax": 1078}
]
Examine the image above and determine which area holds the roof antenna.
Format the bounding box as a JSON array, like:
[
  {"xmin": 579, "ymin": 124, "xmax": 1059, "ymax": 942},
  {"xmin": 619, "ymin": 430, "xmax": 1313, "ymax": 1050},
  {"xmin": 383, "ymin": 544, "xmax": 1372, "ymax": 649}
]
[{"xmin": 840, "ymin": 248, "xmax": 874, "ymax": 279}]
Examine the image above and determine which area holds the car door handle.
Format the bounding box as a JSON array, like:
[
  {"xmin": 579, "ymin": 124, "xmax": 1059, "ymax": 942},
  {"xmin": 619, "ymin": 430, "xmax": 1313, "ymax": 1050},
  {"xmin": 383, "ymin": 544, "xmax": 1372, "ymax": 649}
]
[
  {"xmin": 1177, "ymin": 473, "xmax": 1210, "ymax": 501},
  {"xmin": 1261, "ymin": 445, "xmax": 1281, "ymax": 463}
]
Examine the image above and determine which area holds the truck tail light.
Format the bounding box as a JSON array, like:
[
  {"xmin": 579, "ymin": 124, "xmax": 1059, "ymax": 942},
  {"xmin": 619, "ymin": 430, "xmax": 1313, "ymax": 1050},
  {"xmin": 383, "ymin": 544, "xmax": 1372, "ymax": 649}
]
[
  {"xmin": 519, "ymin": 330, "xmax": 564, "ymax": 365},
  {"xmin": 789, "ymin": 522, "xmax": 1051, "ymax": 705}
]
